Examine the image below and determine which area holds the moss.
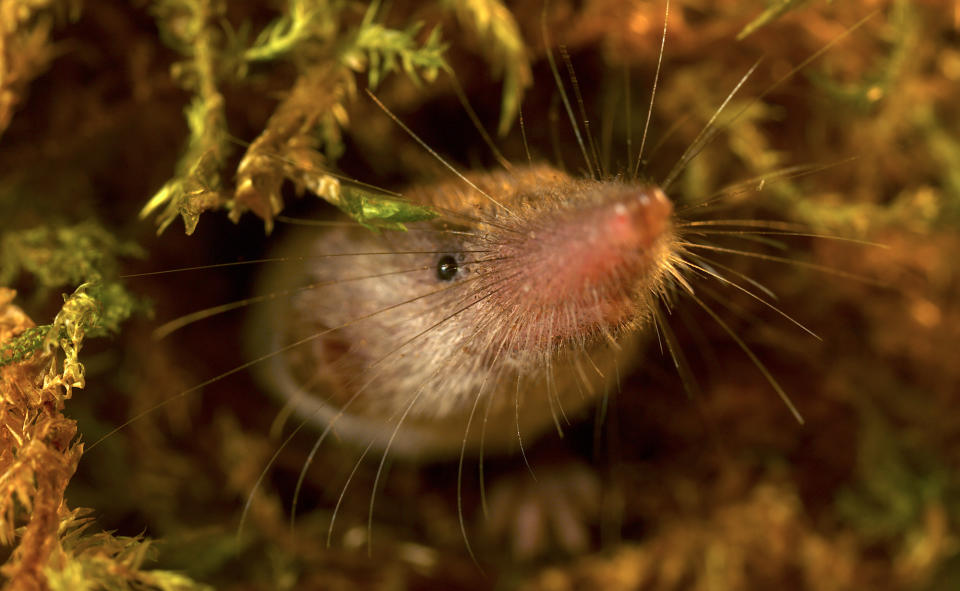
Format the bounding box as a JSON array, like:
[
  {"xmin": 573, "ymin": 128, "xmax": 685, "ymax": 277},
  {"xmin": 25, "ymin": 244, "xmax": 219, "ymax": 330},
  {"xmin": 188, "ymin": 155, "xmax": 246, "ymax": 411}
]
[{"xmin": 1, "ymin": 0, "xmax": 959, "ymax": 589}]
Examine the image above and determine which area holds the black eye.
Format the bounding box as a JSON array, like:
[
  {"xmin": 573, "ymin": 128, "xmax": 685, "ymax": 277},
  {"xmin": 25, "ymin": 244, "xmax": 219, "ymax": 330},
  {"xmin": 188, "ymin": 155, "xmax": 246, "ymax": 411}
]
[{"xmin": 436, "ymin": 255, "xmax": 459, "ymax": 281}]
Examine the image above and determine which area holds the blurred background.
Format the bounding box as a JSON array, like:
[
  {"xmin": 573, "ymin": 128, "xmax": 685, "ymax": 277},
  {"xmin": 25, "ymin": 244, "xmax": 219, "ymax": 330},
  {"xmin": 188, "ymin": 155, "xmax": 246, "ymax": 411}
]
[{"xmin": 1, "ymin": 0, "xmax": 958, "ymax": 589}]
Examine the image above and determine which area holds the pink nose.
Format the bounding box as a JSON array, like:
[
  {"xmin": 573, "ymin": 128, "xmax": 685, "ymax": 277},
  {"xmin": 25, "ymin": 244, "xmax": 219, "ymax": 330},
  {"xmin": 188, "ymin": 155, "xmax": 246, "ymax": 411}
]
[{"xmin": 491, "ymin": 184, "xmax": 674, "ymax": 348}]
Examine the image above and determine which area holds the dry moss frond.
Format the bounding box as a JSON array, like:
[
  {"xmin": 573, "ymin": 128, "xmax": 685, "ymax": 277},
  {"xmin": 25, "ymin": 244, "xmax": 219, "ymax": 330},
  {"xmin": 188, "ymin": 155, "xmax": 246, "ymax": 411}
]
[
  {"xmin": 46, "ymin": 509, "xmax": 212, "ymax": 591},
  {"xmin": 145, "ymin": 0, "xmax": 450, "ymax": 234},
  {"xmin": 0, "ymin": 288, "xmax": 207, "ymax": 590},
  {"xmin": 0, "ymin": 0, "xmax": 80, "ymax": 138},
  {"xmin": 242, "ymin": 0, "xmax": 334, "ymax": 63},
  {"xmin": 140, "ymin": 0, "xmax": 231, "ymax": 235},
  {"xmin": 0, "ymin": 222, "xmax": 145, "ymax": 292},
  {"xmin": 0, "ymin": 222, "xmax": 147, "ymax": 368},
  {"xmin": 441, "ymin": 0, "xmax": 532, "ymax": 135},
  {"xmin": 231, "ymin": 63, "xmax": 349, "ymax": 232},
  {"xmin": 0, "ymin": 287, "xmax": 83, "ymax": 589}
]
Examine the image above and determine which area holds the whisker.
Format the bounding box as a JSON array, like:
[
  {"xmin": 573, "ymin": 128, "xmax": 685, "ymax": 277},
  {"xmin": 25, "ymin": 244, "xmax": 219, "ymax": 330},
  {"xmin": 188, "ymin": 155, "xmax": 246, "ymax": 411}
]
[
  {"xmin": 237, "ymin": 415, "xmax": 311, "ymax": 541},
  {"xmin": 477, "ymin": 376, "xmax": 500, "ymax": 522},
  {"xmin": 545, "ymin": 364, "xmax": 563, "ymax": 435},
  {"xmin": 662, "ymin": 59, "xmax": 762, "ymax": 191},
  {"xmin": 89, "ymin": 330, "xmax": 332, "ymax": 452},
  {"xmin": 680, "ymin": 230, "xmax": 791, "ymax": 251},
  {"xmin": 687, "ymin": 159, "xmax": 858, "ymax": 208},
  {"xmin": 682, "ymin": 251, "xmax": 778, "ymax": 300},
  {"xmin": 676, "ymin": 241, "xmax": 883, "ymax": 284},
  {"xmin": 652, "ymin": 305, "xmax": 702, "ymax": 401},
  {"xmin": 447, "ymin": 70, "xmax": 513, "ymax": 171},
  {"xmin": 515, "ymin": 373, "xmax": 536, "ymax": 481},
  {"xmin": 123, "ymin": 249, "xmax": 492, "ymax": 279},
  {"xmin": 674, "ymin": 258, "xmax": 820, "ymax": 340},
  {"xmin": 365, "ymin": 89, "xmax": 518, "ymax": 219},
  {"xmin": 681, "ymin": 228, "xmax": 883, "ymax": 248},
  {"xmin": 634, "ymin": 0, "xmax": 671, "ymax": 178},
  {"xmin": 687, "ymin": 291, "xmax": 803, "ymax": 424},
  {"xmin": 293, "ymin": 283, "xmax": 505, "ymax": 532},
  {"xmin": 365, "ymin": 278, "xmax": 515, "ymax": 374},
  {"xmin": 678, "ymin": 218, "xmax": 811, "ymax": 231},
  {"xmin": 518, "ymin": 105, "xmax": 533, "ymax": 167},
  {"xmin": 542, "ymin": 6, "xmax": 596, "ymax": 180},
  {"xmin": 328, "ymin": 439, "xmax": 377, "ymax": 548},
  {"xmin": 153, "ymin": 264, "xmax": 433, "ymax": 339},
  {"xmin": 624, "ymin": 64, "xmax": 632, "ymax": 171},
  {"xmin": 321, "ymin": 278, "xmax": 512, "ymax": 548},
  {"xmin": 560, "ymin": 45, "xmax": 603, "ymax": 178},
  {"xmin": 365, "ymin": 383, "xmax": 428, "ymax": 556},
  {"xmin": 651, "ymin": 310, "xmax": 664, "ymax": 355},
  {"xmin": 457, "ymin": 348, "xmax": 505, "ymax": 569},
  {"xmin": 663, "ymin": 12, "xmax": 875, "ymax": 192},
  {"xmin": 92, "ymin": 267, "xmax": 503, "ymax": 451},
  {"xmin": 274, "ymin": 216, "xmax": 484, "ymax": 238},
  {"xmin": 287, "ymin": 273, "xmax": 513, "ymax": 541}
]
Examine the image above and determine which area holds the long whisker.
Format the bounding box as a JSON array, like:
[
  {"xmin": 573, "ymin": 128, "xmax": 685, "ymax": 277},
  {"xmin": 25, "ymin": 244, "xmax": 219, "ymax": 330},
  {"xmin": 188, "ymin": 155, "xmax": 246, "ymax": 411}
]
[
  {"xmin": 324, "ymin": 281, "xmax": 517, "ymax": 551},
  {"xmin": 235, "ymin": 271, "xmax": 524, "ymax": 539},
  {"xmin": 680, "ymin": 228, "xmax": 883, "ymax": 248},
  {"xmin": 684, "ymin": 160, "xmax": 859, "ymax": 209},
  {"xmin": 518, "ymin": 105, "xmax": 533, "ymax": 166},
  {"xmin": 477, "ymin": 377, "xmax": 498, "ymax": 521},
  {"xmin": 515, "ymin": 372, "xmax": 536, "ymax": 481},
  {"xmin": 365, "ymin": 279, "xmax": 515, "ymax": 374},
  {"xmin": 365, "ymin": 382, "xmax": 429, "ymax": 556},
  {"xmin": 542, "ymin": 6, "xmax": 596, "ymax": 180},
  {"xmin": 237, "ymin": 414, "xmax": 313, "ymax": 540},
  {"xmin": 122, "ymin": 249, "xmax": 492, "ymax": 279},
  {"xmin": 274, "ymin": 216, "xmax": 484, "ymax": 238},
  {"xmin": 560, "ymin": 45, "xmax": 603, "ymax": 178},
  {"xmin": 662, "ymin": 59, "xmax": 762, "ymax": 191},
  {"xmin": 457, "ymin": 348, "xmax": 505, "ymax": 569},
  {"xmin": 365, "ymin": 89, "xmax": 518, "ymax": 219},
  {"xmin": 663, "ymin": 12, "xmax": 875, "ymax": 192},
  {"xmin": 674, "ymin": 257, "xmax": 820, "ymax": 340},
  {"xmin": 652, "ymin": 305, "xmax": 702, "ymax": 401},
  {"xmin": 687, "ymin": 291, "xmax": 803, "ymax": 424},
  {"xmin": 681, "ymin": 251, "xmax": 778, "ymax": 300},
  {"xmin": 154, "ymin": 251, "xmax": 517, "ymax": 340},
  {"xmin": 328, "ymin": 439, "xmax": 377, "ymax": 547},
  {"xmin": 447, "ymin": 69, "xmax": 513, "ymax": 171},
  {"xmin": 634, "ymin": 0, "xmax": 671, "ymax": 178},
  {"xmin": 676, "ymin": 241, "xmax": 883, "ymax": 284},
  {"xmin": 291, "ymin": 275, "xmax": 508, "ymax": 533},
  {"xmin": 91, "ymin": 268, "xmax": 503, "ymax": 451},
  {"xmin": 678, "ymin": 218, "xmax": 812, "ymax": 230},
  {"xmin": 320, "ymin": 272, "xmax": 518, "ymax": 412},
  {"xmin": 153, "ymin": 264, "xmax": 431, "ymax": 339},
  {"xmin": 282, "ymin": 266, "xmax": 519, "ymax": 536},
  {"xmin": 624, "ymin": 65, "xmax": 632, "ymax": 171}
]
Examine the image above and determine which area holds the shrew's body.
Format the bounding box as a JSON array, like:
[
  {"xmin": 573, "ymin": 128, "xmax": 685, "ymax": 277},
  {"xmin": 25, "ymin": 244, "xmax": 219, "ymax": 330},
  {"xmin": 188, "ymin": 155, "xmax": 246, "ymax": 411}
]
[{"xmin": 248, "ymin": 165, "xmax": 675, "ymax": 460}]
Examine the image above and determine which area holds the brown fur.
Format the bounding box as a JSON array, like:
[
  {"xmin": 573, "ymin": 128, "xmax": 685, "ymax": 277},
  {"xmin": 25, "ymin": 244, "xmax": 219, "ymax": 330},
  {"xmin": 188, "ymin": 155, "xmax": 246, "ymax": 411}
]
[{"xmin": 247, "ymin": 164, "xmax": 675, "ymax": 459}]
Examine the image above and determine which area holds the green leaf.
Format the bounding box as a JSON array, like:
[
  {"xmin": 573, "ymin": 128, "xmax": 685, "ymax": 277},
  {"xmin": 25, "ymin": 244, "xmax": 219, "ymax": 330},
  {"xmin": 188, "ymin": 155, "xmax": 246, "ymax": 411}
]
[{"xmin": 338, "ymin": 186, "xmax": 438, "ymax": 231}]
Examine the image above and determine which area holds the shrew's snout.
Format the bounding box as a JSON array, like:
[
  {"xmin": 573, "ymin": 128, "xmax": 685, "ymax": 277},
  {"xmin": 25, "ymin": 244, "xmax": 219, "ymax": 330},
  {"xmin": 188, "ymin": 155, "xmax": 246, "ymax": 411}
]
[{"xmin": 488, "ymin": 183, "xmax": 674, "ymax": 350}]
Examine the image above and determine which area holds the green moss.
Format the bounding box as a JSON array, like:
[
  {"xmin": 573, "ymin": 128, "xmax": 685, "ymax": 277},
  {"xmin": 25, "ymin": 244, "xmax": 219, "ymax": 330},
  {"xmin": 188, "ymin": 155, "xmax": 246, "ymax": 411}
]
[
  {"xmin": 0, "ymin": 221, "xmax": 144, "ymax": 290},
  {"xmin": 0, "ymin": 221, "xmax": 147, "ymax": 369}
]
